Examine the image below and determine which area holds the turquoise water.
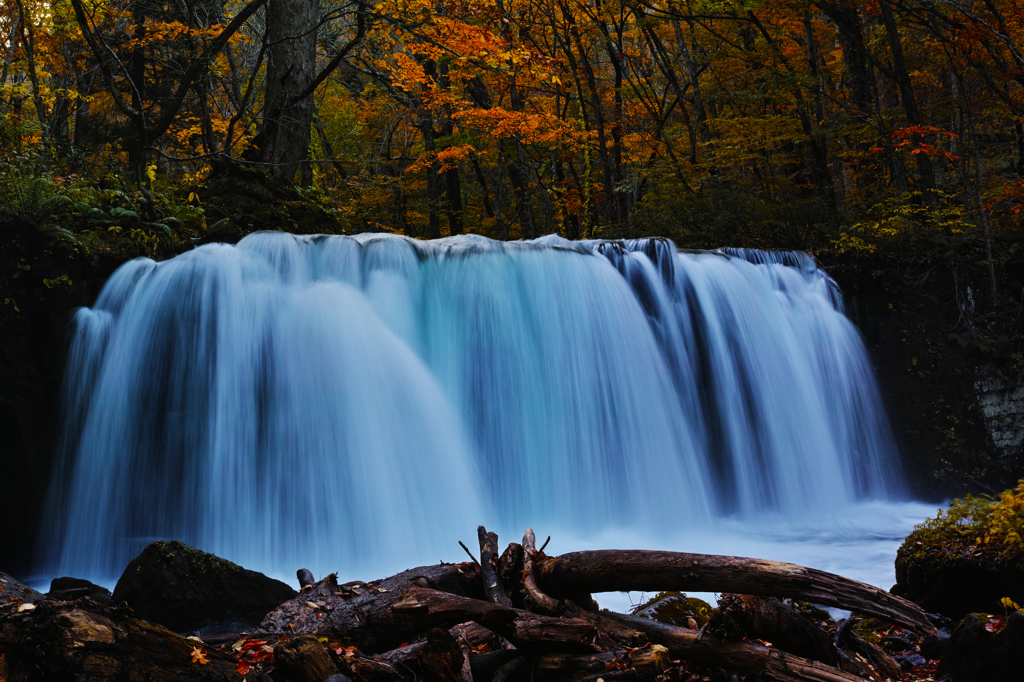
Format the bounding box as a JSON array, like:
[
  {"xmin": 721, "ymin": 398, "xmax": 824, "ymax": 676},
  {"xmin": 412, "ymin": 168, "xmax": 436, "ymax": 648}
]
[{"xmin": 39, "ymin": 233, "xmax": 907, "ymax": 588}]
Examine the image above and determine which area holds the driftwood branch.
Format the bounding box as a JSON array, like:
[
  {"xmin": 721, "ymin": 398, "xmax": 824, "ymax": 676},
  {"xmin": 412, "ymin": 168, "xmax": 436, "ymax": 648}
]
[
  {"xmin": 478, "ymin": 526, "xmax": 512, "ymax": 607},
  {"xmin": 536, "ymin": 549, "xmax": 936, "ymax": 635},
  {"xmin": 522, "ymin": 528, "xmax": 562, "ymax": 615}
]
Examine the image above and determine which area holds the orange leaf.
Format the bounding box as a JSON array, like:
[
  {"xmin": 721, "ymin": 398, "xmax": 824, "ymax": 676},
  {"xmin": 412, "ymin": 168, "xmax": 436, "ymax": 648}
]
[{"xmin": 191, "ymin": 647, "xmax": 209, "ymax": 665}]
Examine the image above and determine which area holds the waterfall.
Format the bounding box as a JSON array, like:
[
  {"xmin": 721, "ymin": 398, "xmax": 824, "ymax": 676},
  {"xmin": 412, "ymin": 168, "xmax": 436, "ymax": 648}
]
[{"xmin": 40, "ymin": 233, "xmax": 904, "ymax": 583}]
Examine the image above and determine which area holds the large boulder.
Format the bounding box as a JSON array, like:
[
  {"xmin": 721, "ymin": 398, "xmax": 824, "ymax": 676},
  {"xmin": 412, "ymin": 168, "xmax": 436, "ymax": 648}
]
[
  {"xmin": 936, "ymin": 610, "xmax": 1024, "ymax": 682},
  {"xmin": 112, "ymin": 540, "xmax": 296, "ymax": 634},
  {"xmin": 892, "ymin": 551, "xmax": 1023, "ymax": 620},
  {"xmin": 893, "ymin": 485, "xmax": 1024, "ymax": 620}
]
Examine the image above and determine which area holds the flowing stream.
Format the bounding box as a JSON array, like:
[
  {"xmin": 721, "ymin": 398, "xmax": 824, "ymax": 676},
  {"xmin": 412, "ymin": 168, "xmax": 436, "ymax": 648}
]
[{"xmin": 39, "ymin": 233, "xmax": 925, "ymax": 595}]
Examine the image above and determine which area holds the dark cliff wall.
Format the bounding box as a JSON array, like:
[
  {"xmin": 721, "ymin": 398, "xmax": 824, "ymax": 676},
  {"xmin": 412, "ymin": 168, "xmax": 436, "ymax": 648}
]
[{"xmin": 821, "ymin": 236, "xmax": 1024, "ymax": 498}]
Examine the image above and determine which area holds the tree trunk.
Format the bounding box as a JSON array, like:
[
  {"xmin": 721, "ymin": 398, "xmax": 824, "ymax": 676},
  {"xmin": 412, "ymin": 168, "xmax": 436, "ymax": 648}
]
[
  {"xmin": 878, "ymin": 0, "xmax": 935, "ymax": 192},
  {"xmin": 259, "ymin": 0, "xmax": 318, "ymax": 183}
]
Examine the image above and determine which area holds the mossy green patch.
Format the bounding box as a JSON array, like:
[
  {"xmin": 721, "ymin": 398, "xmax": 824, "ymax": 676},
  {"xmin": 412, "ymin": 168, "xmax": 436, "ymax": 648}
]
[{"xmin": 631, "ymin": 591, "xmax": 713, "ymax": 628}]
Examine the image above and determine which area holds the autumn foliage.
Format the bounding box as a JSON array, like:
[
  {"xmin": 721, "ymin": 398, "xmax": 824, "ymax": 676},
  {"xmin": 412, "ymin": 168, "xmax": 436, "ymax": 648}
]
[{"xmin": 0, "ymin": 0, "xmax": 1023, "ymax": 245}]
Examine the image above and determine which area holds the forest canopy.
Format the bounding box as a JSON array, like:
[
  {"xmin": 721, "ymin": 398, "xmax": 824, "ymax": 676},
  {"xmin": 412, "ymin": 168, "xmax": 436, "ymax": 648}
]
[{"xmin": 1, "ymin": 0, "xmax": 1023, "ymax": 248}]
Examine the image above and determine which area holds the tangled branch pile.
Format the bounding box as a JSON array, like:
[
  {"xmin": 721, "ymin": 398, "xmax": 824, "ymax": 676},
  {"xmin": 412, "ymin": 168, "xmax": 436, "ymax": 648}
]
[{"xmin": 0, "ymin": 527, "xmax": 939, "ymax": 682}]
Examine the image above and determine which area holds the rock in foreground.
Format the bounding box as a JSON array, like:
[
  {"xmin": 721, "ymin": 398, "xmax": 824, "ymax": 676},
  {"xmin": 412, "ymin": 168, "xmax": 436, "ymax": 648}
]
[
  {"xmin": 0, "ymin": 598, "xmax": 236, "ymax": 681},
  {"xmin": 0, "ymin": 572, "xmax": 43, "ymax": 609},
  {"xmin": 112, "ymin": 540, "xmax": 296, "ymax": 633},
  {"xmin": 893, "ymin": 483, "xmax": 1024, "ymax": 619},
  {"xmin": 47, "ymin": 576, "xmax": 113, "ymax": 604},
  {"xmin": 936, "ymin": 610, "xmax": 1024, "ymax": 682}
]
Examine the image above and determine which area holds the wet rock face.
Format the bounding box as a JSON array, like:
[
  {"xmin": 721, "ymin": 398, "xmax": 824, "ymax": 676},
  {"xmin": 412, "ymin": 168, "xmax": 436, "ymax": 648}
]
[
  {"xmin": 112, "ymin": 540, "xmax": 296, "ymax": 634},
  {"xmin": 936, "ymin": 610, "xmax": 1024, "ymax": 682}
]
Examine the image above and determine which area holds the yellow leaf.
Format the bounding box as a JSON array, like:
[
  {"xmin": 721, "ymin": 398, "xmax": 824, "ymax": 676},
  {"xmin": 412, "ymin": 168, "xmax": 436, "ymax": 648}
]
[{"xmin": 190, "ymin": 647, "xmax": 208, "ymax": 665}]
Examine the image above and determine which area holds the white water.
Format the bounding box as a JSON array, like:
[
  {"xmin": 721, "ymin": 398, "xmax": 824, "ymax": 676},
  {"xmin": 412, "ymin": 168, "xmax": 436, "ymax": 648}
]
[{"xmin": 40, "ymin": 233, "xmax": 917, "ymax": 594}]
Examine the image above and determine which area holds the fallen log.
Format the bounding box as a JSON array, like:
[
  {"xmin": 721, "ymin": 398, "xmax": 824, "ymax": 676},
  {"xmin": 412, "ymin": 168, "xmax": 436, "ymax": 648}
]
[
  {"xmin": 374, "ymin": 621, "xmax": 497, "ymax": 669},
  {"xmin": 530, "ymin": 643, "xmax": 669, "ymax": 681},
  {"xmin": 602, "ymin": 611, "xmax": 862, "ymax": 682},
  {"xmin": 258, "ymin": 562, "xmax": 482, "ymax": 652},
  {"xmin": 536, "ymin": 550, "xmax": 936, "ymax": 635},
  {"xmin": 392, "ymin": 587, "xmax": 599, "ymax": 653},
  {"xmin": 709, "ymin": 593, "xmax": 838, "ymax": 665},
  {"xmin": 833, "ymin": 618, "xmax": 901, "ymax": 680}
]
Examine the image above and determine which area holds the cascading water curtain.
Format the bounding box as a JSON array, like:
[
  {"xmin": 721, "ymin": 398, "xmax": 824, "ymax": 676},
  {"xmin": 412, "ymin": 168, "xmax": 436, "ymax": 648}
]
[{"xmin": 40, "ymin": 233, "xmax": 904, "ymax": 582}]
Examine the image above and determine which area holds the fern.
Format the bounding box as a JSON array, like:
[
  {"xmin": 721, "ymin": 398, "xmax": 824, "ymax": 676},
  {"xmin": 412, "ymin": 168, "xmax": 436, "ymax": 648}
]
[{"xmin": 6, "ymin": 174, "xmax": 71, "ymax": 226}]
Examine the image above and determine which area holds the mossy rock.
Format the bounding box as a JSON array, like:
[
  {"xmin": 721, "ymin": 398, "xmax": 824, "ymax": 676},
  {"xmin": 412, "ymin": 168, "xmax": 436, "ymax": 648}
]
[
  {"xmin": 631, "ymin": 591, "xmax": 713, "ymax": 628},
  {"xmin": 935, "ymin": 610, "xmax": 1024, "ymax": 682},
  {"xmin": 893, "ymin": 486, "xmax": 1024, "ymax": 619},
  {"xmin": 112, "ymin": 540, "xmax": 296, "ymax": 634}
]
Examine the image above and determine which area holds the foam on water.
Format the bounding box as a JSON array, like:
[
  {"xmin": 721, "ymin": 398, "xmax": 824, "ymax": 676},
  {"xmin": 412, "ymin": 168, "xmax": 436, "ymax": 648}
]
[{"xmin": 39, "ymin": 233, "xmax": 913, "ymax": 592}]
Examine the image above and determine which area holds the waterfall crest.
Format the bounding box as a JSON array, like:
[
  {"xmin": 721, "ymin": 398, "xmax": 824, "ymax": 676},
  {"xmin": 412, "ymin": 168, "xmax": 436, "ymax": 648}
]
[{"xmin": 41, "ymin": 233, "xmax": 903, "ymax": 582}]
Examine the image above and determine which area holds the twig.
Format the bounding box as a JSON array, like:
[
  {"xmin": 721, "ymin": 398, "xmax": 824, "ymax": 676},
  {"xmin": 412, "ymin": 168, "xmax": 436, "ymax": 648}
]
[
  {"xmin": 459, "ymin": 540, "xmax": 480, "ymax": 567},
  {"xmin": 522, "ymin": 529, "xmax": 562, "ymax": 615},
  {"xmin": 539, "ymin": 535, "xmax": 551, "ymax": 553},
  {"xmin": 834, "ymin": 616, "xmax": 860, "ymax": 648}
]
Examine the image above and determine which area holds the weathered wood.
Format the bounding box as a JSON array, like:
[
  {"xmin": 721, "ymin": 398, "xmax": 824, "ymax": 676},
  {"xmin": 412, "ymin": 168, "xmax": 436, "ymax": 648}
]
[
  {"xmin": 479, "ymin": 526, "xmax": 512, "ymax": 607},
  {"xmin": 374, "ymin": 621, "xmax": 496, "ymax": 669},
  {"xmin": 336, "ymin": 650, "xmax": 404, "ymax": 682},
  {"xmin": 499, "ymin": 543, "xmax": 525, "ymax": 608},
  {"xmin": 601, "ymin": 611, "xmax": 863, "ymax": 682},
  {"xmin": 417, "ymin": 627, "xmax": 466, "ymax": 682},
  {"xmin": 834, "ymin": 620, "xmax": 901, "ymax": 680},
  {"xmin": 467, "ymin": 650, "xmax": 521, "ymax": 682},
  {"xmin": 272, "ymin": 635, "xmax": 340, "ymax": 682},
  {"xmin": 522, "ymin": 529, "xmax": 561, "ymax": 615},
  {"xmin": 563, "ymin": 602, "xmax": 648, "ymax": 649},
  {"xmin": 531, "ymin": 644, "xmax": 669, "ymax": 681},
  {"xmin": 710, "ymin": 594, "xmax": 837, "ymax": 664},
  {"xmin": 536, "ymin": 550, "xmax": 935, "ymax": 635},
  {"xmin": 258, "ymin": 563, "xmax": 482, "ymax": 653},
  {"xmin": 392, "ymin": 587, "xmax": 598, "ymax": 653}
]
